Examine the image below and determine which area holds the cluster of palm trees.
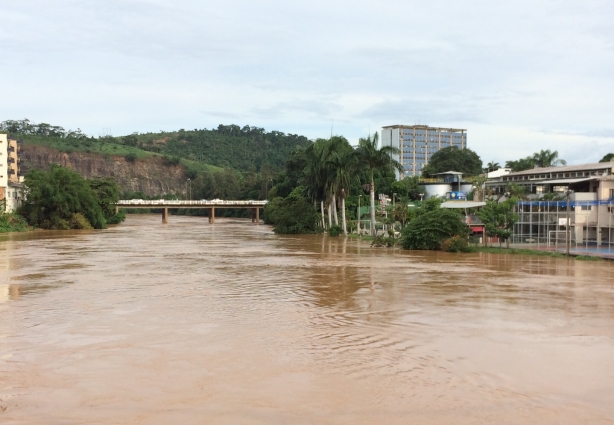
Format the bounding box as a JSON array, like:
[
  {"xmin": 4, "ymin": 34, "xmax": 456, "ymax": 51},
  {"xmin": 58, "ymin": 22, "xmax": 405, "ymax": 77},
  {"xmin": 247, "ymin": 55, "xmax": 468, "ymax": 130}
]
[
  {"xmin": 505, "ymin": 149, "xmax": 566, "ymax": 172},
  {"xmin": 302, "ymin": 133, "xmax": 401, "ymax": 237}
]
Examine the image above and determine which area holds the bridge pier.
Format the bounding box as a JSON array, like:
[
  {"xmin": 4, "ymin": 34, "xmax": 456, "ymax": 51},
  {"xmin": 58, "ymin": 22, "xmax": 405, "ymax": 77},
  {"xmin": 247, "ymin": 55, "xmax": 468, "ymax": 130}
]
[
  {"xmin": 115, "ymin": 206, "xmax": 119, "ymax": 214},
  {"xmin": 208, "ymin": 207, "xmax": 215, "ymax": 224},
  {"xmin": 256, "ymin": 207, "xmax": 260, "ymax": 224},
  {"xmin": 162, "ymin": 207, "xmax": 168, "ymax": 224}
]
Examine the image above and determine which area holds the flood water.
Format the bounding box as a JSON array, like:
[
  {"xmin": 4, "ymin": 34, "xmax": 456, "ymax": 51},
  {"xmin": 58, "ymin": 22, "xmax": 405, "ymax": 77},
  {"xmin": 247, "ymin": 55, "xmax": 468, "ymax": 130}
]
[{"xmin": 1, "ymin": 215, "xmax": 613, "ymax": 424}]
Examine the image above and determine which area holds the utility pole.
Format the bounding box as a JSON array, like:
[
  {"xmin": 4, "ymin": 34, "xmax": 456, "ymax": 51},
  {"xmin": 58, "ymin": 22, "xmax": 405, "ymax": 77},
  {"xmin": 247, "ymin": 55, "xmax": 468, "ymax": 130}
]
[
  {"xmin": 566, "ymin": 189, "xmax": 574, "ymax": 256},
  {"xmin": 357, "ymin": 195, "xmax": 362, "ymax": 234}
]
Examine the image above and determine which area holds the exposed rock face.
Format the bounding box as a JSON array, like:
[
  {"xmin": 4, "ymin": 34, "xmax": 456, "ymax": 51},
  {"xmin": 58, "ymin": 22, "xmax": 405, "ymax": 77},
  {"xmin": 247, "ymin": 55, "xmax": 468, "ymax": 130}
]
[{"xmin": 21, "ymin": 145, "xmax": 187, "ymax": 196}]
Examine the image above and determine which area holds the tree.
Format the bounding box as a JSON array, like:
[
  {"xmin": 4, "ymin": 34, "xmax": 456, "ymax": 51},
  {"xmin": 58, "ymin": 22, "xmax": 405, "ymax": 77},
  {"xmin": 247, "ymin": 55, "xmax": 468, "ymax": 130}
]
[
  {"xmin": 505, "ymin": 157, "xmax": 535, "ymax": 172},
  {"xmin": 263, "ymin": 187, "xmax": 320, "ymax": 234},
  {"xmin": 599, "ymin": 153, "xmax": 614, "ymax": 163},
  {"xmin": 20, "ymin": 165, "xmax": 107, "ymax": 229},
  {"xmin": 485, "ymin": 161, "xmax": 500, "ymax": 172},
  {"xmin": 355, "ymin": 132, "xmax": 402, "ymax": 237},
  {"xmin": 88, "ymin": 177, "xmax": 123, "ymax": 222},
  {"xmin": 476, "ymin": 199, "xmax": 519, "ymax": 249},
  {"xmin": 506, "ymin": 149, "xmax": 566, "ymax": 172},
  {"xmin": 400, "ymin": 199, "xmax": 469, "ymax": 250},
  {"xmin": 326, "ymin": 140, "xmax": 357, "ymax": 236},
  {"xmin": 532, "ymin": 149, "xmax": 566, "ymax": 168},
  {"xmin": 469, "ymin": 175, "xmax": 488, "ymax": 201},
  {"xmin": 421, "ymin": 146, "xmax": 483, "ymax": 177}
]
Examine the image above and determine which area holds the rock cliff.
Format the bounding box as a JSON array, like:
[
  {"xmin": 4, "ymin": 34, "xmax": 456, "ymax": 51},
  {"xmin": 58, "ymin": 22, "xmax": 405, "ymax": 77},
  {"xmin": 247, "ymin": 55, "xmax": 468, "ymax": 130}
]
[{"xmin": 21, "ymin": 145, "xmax": 187, "ymax": 196}]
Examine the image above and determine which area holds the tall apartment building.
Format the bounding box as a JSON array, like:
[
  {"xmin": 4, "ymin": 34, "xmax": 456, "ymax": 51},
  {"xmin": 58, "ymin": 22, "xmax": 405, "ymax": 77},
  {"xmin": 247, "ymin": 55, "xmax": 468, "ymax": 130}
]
[
  {"xmin": 381, "ymin": 125, "xmax": 467, "ymax": 178},
  {"xmin": 0, "ymin": 134, "xmax": 24, "ymax": 212}
]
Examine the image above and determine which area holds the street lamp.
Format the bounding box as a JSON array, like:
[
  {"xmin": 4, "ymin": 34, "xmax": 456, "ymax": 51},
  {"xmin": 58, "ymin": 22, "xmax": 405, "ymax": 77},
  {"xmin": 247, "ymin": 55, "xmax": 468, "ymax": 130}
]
[{"xmin": 566, "ymin": 189, "xmax": 574, "ymax": 256}]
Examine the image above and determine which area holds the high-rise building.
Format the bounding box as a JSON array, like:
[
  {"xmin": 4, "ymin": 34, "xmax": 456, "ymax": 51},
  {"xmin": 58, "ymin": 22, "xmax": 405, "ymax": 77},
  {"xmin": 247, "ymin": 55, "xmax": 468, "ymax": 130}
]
[
  {"xmin": 0, "ymin": 133, "xmax": 24, "ymax": 212},
  {"xmin": 381, "ymin": 125, "xmax": 467, "ymax": 178}
]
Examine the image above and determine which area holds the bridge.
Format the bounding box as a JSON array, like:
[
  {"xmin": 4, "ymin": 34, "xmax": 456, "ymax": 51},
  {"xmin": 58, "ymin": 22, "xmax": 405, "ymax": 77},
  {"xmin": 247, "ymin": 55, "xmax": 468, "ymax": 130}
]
[{"xmin": 116, "ymin": 199, "xmax": 268, "ymax": 224}]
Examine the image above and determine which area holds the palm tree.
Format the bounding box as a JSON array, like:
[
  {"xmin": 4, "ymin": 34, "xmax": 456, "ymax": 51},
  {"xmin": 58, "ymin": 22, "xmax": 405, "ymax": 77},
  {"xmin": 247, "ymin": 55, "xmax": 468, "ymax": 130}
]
[
  {"xmin": 303, "ymin": 142, "xmax": 329, "ymax": 228},
  {"xmin": 326, "ymin": 147, "xmax": 357, "ymax": 236},
  {"xmin": 485, "ymin": 161, "xmax": 500, "ymax": 172},
  {"xmin": 532, "ymin": 150, "xmax": 566, "ymax": 168},
  {"xmin": 355, "ymin": 132, "xmax": 402, "ymax": 237}
]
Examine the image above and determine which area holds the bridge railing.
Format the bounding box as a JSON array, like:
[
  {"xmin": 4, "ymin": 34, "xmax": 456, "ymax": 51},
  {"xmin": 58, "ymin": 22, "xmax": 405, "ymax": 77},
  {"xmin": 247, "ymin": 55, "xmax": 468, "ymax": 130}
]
[{"xmin": 117, "ymin": 199, "xmax": 269, "ymax": 206}]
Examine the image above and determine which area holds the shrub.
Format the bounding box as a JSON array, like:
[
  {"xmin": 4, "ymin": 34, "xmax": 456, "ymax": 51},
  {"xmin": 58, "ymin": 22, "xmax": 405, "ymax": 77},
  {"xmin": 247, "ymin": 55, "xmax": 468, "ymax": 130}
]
[
  {"xmin": 441, "ymin": 235, "xmax": 471, "ymax": 252},
  {"xmin": 106, "ymin": 210, "xmax": 126, "ymax": 225},
  {"xmin": 69, "ymin": 213, "xmax": 93, "ymax": 229},
  {"xmin": 125, "ymin": 152, "xmax": 137, "ymax": 162},
  {"xmin": 328, "ymin": 225, "xmax": 342, "ymax": 237},
  {"xmin": 372, "ymin": 234, "xmax": 396, "ymax": 247},
  {"xmin": 0, "ymin": 212, "xmax": 29, "ymax": 233},
  {"xmin": 401, "ymin": 208, "xmax": 468, "ymax": 250},
  {"xmin": 263, "ymin": 187, "xmax": 320, "ymax": 234}
]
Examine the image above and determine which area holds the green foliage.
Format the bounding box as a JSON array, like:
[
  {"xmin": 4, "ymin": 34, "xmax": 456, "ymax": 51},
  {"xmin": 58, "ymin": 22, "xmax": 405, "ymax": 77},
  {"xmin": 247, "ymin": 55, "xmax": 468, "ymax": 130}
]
[
  {"xmin": 328, "ymin": 225, "xmax": 342, "ymax": 237},
  {"xmin": 106, "ymin": 210, "xmax": 126, "ymax": 224},
  {"xmin": 505, "ymin": 149, "xmax": 566, "ymax": 172},
  {"xmin": 263, "ymin": 187, "xmax": 320, "ymax": 234},
  {"xmin": 125, "ymin": 152, "xmax": 137, "ymax": 162},
  {"xmin": 371, "ymin": 234, "xmax": 397, "ymax": 247},
  {"xmin": 476, "ymin": 199, "xmax": 519, "ymax": 247},
  {"xmin": 69, "ymin": 213, "xmax": 93, "ymax": 229},
  {"xmin": 599, "ymin": 153, "xmax": 614, "ymax": 163},
  {"xmin": 441, "ymin": 235, "xmax": 471, "ymax": 252},
  {"xmin": 400, "ymin": 205, "xmax": 468, "ymax": 250},
  {"xmin": 0, "ymin": 212, "xmax": 29, "ymax": 233},
  {"xmin": 162, "ymin": 155, "xmax": 181, "ymax": 166},
  {"xmin": 421, "ymin": 146, "xmax": 483, "ymax": 177},
  {"xmin": 88, "ymin": 177, "xmax": 122, "ymax": 220},
  {"xmin": 19, "ymin": 165, "xmax": 107, "ymax": 229}
]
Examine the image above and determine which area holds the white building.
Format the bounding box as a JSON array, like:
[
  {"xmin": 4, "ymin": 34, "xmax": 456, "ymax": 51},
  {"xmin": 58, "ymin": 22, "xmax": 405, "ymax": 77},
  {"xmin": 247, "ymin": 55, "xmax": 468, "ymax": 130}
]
[
  {"xmin": 0, "ymin": 133, "xmax": 24, "ymax": 212},
  {"xmin": 381, "ymin": 125, "xmax": 467, "ymax": 179}
]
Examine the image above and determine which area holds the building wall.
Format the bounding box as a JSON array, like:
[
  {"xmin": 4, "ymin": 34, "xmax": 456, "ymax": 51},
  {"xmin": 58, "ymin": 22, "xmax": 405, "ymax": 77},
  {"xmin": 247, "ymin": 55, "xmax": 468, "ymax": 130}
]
[
  {"xmin": 381, "ymin": 125, "xmax": 467, "ymax": 179},
  {"xmin": 7, "ymin": 138, "xmax": 20, "ymax": 183},
  {"xmin": 0, "ymin": 134, "xmax": 8, "ymax": 189}
]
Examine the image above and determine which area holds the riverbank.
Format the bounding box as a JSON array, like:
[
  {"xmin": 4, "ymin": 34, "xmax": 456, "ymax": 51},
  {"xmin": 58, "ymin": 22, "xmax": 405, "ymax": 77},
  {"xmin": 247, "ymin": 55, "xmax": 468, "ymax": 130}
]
[{"xmin": 347, "ymin": 232, "xmax": 604, "ymax": 261}]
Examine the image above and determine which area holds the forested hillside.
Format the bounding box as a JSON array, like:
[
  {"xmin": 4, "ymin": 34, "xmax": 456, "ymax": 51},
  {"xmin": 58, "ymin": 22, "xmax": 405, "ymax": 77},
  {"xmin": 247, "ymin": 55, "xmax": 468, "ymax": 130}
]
[{"xmin": 0, "ymin": 120, "xmax": 311, "ymax": 173}]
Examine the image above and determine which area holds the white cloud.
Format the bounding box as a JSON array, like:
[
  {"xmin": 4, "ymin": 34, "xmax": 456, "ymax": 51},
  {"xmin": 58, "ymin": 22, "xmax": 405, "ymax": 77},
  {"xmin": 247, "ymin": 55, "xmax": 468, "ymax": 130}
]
[{"xmin": 1, "ymin": 0, "xmax": 613, "ymax": 164}]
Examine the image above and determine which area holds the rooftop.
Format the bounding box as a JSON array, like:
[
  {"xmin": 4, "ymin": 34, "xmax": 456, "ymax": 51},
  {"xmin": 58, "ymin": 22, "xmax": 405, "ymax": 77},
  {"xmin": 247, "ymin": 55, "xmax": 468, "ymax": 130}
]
[
  {"xmin": 506, "ymin": 161, "xmax": 614, "ymax": 177},
  {"xmin": 381, "ymin": 124, "xmax": 466, "ymax": 132}
]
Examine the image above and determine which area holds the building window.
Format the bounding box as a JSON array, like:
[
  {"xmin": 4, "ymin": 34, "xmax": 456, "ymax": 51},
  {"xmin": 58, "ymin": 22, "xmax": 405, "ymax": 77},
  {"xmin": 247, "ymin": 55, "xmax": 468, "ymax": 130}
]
[{"xmin": 581, "ymin": 205, "xmax": 591, "ymax": 211}]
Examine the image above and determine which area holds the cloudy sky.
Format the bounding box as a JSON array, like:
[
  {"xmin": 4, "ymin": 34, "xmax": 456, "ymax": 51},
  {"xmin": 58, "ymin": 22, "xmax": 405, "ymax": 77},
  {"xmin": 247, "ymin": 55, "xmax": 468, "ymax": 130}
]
[{"xmin": 1, "ymin": 0, "xmax": 613, "ymax": 164}]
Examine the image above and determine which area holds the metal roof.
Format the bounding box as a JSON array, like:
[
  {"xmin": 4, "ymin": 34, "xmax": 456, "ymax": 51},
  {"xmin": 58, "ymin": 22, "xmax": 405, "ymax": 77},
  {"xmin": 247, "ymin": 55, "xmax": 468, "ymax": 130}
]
[
  {"xmin": 506, "ymin": 162, "xmax": 613, "ymax": 177},
  {"xmin": 433, "ymin": 171, "xmax": 463, "ymax": 175},
  {"xmin": 538, "ymin": 177, "xmax": 597, "ymax": 185},
  {"xmin": 440, "ymin": 201, "xmax": 486, "ymax": 209}
]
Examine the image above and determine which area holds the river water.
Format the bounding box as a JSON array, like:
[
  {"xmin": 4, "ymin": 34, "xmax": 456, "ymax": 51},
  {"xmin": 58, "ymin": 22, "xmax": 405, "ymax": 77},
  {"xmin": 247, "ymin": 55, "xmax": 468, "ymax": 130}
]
[{"xmin": 0, "ymin": 215, "xmax": 613, "ymax": 424}]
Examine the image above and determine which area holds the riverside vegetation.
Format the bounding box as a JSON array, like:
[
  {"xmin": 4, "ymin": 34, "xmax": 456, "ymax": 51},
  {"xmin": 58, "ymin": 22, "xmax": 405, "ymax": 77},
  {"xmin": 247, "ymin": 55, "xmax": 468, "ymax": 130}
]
[
  {"xmin": 4, "ymin": 119, "xmax": 597, "ymax": 256},
  {"xmin": 1, "ymin": 165, "xmax": 125, "ymax": 232}
]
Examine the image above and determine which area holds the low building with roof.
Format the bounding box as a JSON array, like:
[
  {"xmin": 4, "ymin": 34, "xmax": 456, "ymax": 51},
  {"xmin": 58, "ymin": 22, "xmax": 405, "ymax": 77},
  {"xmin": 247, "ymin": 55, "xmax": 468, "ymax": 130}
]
[{"xmin": 485, "ymin": 161, "xmax": 614, "ymax": 249}]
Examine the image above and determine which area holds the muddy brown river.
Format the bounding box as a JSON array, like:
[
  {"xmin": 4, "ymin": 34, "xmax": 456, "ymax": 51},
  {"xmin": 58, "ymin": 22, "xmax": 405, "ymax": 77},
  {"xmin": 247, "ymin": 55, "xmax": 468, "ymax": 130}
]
[{"xmin": 0, "ymin": 215, "xmax": 613, "ymax": 424}]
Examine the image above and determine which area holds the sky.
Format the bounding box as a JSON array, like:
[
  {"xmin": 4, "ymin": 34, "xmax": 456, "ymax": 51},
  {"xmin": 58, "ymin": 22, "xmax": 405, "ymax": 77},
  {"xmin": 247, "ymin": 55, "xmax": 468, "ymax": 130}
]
[{"xmin": 1, "ymin": 0, "xmax": 613, "ymax": 165}]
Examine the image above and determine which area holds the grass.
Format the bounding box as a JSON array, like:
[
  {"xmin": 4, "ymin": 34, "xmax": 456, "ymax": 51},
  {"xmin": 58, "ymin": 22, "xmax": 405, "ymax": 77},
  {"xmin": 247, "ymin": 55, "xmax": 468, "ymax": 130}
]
[
  {"xmin": 476, "ymin": 246, "xmax": 605, "ymax": 261},
  {"xmin": 22, "ymin": 136, "xmax": 222, "ymax": 172}
]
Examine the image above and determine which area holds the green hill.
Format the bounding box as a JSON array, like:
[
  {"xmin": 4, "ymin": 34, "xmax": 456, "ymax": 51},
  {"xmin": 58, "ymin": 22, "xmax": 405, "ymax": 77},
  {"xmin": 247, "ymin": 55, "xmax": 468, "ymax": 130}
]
[{"xmin": 0, "ymin": 120, "xmax": 311, "ymax": 174}]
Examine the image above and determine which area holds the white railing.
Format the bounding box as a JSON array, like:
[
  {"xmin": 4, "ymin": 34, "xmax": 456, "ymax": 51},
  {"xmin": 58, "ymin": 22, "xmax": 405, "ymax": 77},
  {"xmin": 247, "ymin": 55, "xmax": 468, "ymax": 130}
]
[{"xmin": 117, "ymin": 199, "xmax": 268, "ymax": 206}]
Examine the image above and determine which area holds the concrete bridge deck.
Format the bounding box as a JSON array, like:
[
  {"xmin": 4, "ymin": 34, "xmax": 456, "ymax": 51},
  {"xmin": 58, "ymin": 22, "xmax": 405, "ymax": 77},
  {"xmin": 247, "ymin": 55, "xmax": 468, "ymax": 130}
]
[{"xmin": 116, "ymin": 199, "xmax": 268, "ymax": 224}]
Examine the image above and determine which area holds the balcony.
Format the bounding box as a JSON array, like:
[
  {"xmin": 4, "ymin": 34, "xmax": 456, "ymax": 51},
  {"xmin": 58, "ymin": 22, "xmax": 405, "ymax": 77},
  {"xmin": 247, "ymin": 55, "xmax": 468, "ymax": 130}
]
[
  {"xmin": 7, "ymin": 158, "xmax": 15, "ymax": 164},
  {"xmin": 7, "ymin": 146, "xmax": 15, "ymax": 153}
]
